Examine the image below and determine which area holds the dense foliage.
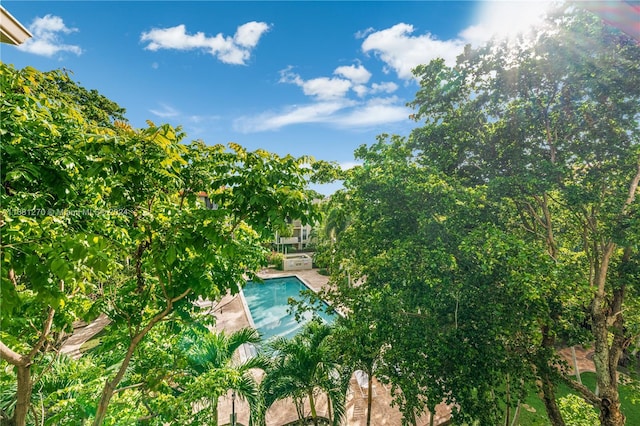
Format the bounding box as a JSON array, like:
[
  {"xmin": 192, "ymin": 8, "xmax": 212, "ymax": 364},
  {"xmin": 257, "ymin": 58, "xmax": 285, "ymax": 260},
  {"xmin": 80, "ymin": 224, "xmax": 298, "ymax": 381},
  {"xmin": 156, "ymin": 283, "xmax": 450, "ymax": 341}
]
[
  {"xmin": 260, "ymin": 321, "xmax": 346, "ymax": 426},
  {"xmin": 1, "ymin": 5, "xmax": 639, "ymax": 426},
  {"xmin": 0, "ymin": 63, "xmax": 318, "ymax": 425},
  {"xmin": 321, "ymin": 7, "xmax": 639, "ymax": 426}
]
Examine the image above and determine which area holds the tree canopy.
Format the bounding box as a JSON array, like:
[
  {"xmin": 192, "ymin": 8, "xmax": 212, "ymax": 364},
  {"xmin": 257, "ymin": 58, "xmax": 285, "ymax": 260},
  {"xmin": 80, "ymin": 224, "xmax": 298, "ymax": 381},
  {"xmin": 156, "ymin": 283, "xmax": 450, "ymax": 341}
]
[
  {"xmin": 1, "ymin": 5, "xmax": 639, "ymax": 426},
  {"xmin": 0, "ymin": 63, "xmax": 318, "ymax": 426},
  {"xmin": 324, "ymin": 7, "xmax": 639, "ymax": 426}
]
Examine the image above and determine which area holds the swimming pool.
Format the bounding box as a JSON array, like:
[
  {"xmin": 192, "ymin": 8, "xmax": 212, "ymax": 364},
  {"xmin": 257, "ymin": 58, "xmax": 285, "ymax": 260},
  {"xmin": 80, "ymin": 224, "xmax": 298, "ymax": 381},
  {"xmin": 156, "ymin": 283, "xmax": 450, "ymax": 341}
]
[{"xmin": 241, "ymin": 276, "xmax": 336, "ymax": 341}]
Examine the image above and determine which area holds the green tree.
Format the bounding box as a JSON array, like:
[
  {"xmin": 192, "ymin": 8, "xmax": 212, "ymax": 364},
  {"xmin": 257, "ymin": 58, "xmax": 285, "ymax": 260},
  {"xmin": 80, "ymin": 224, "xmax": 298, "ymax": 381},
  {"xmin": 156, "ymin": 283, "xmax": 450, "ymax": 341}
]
[
  {"xmin": 311, "ymin": 191, "xmax": 351, "ymax": 274},
  {"xmin": 408, "ymin": 7, "xmax": 640, "ymax": 425},
  {"xmin": 175, "ymin": 327, "xmax": 266, "ymax": 426},
  {"xmin": 260, "ymin": 321, "xmax": 344, "ymax": 426},
  {"xmin": 328, "ymin": 135, "xmax": 544, "ymax": 424},
  {"xmin": 1, "ymin": 64, "xmax": 122, "ymax": 426},
  {"xmin": 558, "ymin": 394, "xmax": 600, "ymax": 426},
  {"xmin": 328, "ymin": 291, "xmax": 387, "ymax": 426},
  {"xmin": 0, "ymin": 64, "xmax": 320, "ymax": 425},
  {"xmin": 90, "ymin": 135, "xmax": 318, "ymax": 425},
  {"xmin": 37, "ymin": 69, "xmax": 127, "ymax": 128}
]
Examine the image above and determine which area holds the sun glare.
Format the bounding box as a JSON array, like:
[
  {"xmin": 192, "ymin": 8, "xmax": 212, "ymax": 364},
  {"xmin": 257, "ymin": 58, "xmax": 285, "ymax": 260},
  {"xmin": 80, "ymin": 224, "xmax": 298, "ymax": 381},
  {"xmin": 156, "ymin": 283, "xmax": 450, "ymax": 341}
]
[{"xmin": 466, "ymin": 1, "xmax": 555, "ymax": 44}]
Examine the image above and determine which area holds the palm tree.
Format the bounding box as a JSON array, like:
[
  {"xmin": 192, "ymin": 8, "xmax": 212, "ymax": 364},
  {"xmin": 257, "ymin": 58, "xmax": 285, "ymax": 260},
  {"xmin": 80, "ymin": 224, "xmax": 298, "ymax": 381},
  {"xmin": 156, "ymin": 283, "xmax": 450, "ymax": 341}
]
[
  {"xmin": 260, "ymin": 321, "xmax": 345, "ymax": 426},
  {"xmin": 328, "ymin": 290, "xmax": 389, "ymax": 426},
  {"xmin": 178, "ymin": 327, "xmax": 267, "ymax": 426},
  {"xmin": 312, "ymin": 195, "xmax": 352, "ymax": 275}
]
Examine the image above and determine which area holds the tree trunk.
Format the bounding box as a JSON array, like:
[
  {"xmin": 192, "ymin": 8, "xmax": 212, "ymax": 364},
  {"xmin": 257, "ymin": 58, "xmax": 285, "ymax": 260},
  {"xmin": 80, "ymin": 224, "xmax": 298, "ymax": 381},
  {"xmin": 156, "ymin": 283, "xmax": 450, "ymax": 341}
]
[
  {"xmin": 408, "ymin": 408, "xmax": 417, "ymax": 426},
  {"xmin": 538, "ymin": 325, "xmax": 565, "ymax": 426},
  {"xmin": 591, "ymin": 160, "xmax": 640, "ymax": 425},
  {"xmin": 295, "ymin": 398, "xmax": 304, "ymax": 423},
  {"xmin": 540, "ymin": 372, "xmax": 565, "ymax": 426},
  {"xmin": 93, "ymin": 333, "xmax": 149, "ymax": 425},
  {"xmin": 590, "ymin": 243, "xmax": 626, "ymax": 426},
  {"xmin": 504, "ymin": 373, "xmax": 511, "ymax": 426},
  {"xmin": 92, "ymin": 290, "xmax": 189, "ymax": 425},
  {"xmin": 366, "ymin": 374, "xmax": 372, "ymax": 426},
  {"xmin": 591, "ymin": 285, "xmax": 626, "ymax": 426},
  {"xmin": 0, "ymin": 306, "xmax": 55, "ymax": 426},
  {"xmin": 13, "ymin": 365, "xmax": 32, "ymax": 426},
  {"xmin": 307, "ymin": 390, "xmax": 318, "ymax": 426},
  {"xmin": 0, "ymin": 354, "xmax": 33, "ymax": 426},
  {"xmin": 511, "ymin": 401, "xmax": 521, "ymax": 426}
]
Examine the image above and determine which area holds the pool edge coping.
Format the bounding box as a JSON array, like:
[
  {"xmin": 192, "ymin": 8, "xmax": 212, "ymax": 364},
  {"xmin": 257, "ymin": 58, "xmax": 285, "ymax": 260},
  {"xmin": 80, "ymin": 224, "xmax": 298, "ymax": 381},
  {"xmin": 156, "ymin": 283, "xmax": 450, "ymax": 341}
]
[{"xmin": 238, "ymin": 287, "xmax": 257, "ymax": 330}]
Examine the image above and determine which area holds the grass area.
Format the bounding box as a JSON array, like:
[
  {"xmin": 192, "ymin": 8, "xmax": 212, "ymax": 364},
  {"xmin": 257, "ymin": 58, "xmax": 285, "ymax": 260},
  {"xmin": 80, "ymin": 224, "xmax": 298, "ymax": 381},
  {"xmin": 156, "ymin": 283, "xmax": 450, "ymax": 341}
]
[{"xmin": 515, "ymin": 372, "xmax": 639, "ymax": 425}]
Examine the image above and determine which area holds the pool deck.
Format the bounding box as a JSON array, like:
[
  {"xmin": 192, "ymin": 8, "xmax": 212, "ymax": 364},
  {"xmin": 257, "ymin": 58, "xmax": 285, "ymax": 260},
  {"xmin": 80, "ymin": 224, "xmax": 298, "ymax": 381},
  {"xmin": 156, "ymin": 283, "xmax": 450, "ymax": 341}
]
[{"xmin": 214, "ymin": 268, "xmax": 452, "ymax": 426}]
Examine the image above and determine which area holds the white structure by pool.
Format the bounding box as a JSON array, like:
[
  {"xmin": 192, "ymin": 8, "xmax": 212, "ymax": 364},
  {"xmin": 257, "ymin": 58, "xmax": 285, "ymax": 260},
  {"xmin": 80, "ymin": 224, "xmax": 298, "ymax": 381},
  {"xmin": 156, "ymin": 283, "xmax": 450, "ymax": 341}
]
[{"xmin": 282, "ymin": 253, "xmax": 313, "ymax": 271}]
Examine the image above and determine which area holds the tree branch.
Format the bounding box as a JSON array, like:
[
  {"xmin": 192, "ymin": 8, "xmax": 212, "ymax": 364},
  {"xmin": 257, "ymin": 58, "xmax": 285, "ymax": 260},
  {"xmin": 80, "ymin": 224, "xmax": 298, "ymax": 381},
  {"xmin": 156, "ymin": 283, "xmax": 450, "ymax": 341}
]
[
  {"xmin": 0, "ymin": 340, "xmax": 26, "ymax": 366},
  {"xmin": 560, "ymin": 374, "xmax": 601, "ymax": 408},
  {"xmin": 28, "ymin": 306, "xmax": 56, "ymax": 360},
  {"xmin": 93, "ymin": 286, "xmax": 192, "ymax": 425},
  {"xmin": 540, "ymin": 193, "xmax": 557, "ymax": 258},
  {"xmin": 114, "ymin": 382, "xmax": 145, "ymax": 394}
]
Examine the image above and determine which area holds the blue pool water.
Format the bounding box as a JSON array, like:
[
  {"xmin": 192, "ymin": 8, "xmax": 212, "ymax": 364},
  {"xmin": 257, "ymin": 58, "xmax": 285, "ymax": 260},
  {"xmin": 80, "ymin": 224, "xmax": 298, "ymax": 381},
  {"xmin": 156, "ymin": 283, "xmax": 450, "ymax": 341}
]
[{"xmin": 242, "ymin": 276, "xmax": 336, "ymax": 341}]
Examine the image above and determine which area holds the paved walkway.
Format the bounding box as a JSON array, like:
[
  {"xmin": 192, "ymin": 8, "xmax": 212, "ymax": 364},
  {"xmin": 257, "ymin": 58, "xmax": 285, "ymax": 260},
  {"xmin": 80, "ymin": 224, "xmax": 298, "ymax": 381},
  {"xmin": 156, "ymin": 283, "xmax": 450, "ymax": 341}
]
[
  {"xmin": 60, "ymin": 314, "xmax": 111, "ymax": 359},
  {"xmin": 558, "ymin": 345, "xmax": 596, "ymax": 376}
]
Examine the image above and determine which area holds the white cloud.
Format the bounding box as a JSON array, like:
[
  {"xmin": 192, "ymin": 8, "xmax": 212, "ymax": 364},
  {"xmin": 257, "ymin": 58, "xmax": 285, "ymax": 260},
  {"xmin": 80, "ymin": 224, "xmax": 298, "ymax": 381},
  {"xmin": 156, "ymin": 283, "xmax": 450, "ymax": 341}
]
[
  {"xmin": 339, "ymin": 161, "xmax": 362, "ymax": 170},
  {"xmin": 355, "ymin": 27, "xmax": 375, "ymax": 39},
  {"xmin": 370, "ymin": 82, "xmax": 398, "ymax": 94},
  {"xmin": 140, "ymin": 21, "xmax": 270, "ymax": 65},
  {"xmin": 301, "ymin": 77, "xmax": 352, "ymax": 100},
  {"xmin": 460, "ymin": 1, "xmax": 551, "ymax": 46},
  {"xmin": 234, "ymin": 95, "xmax": 410, "ymax": 133},
  {"xmin": 362, "ymin": 23, "xmax": 464, "ymax": 79},
  {"xmin": 334, "ymin": 64, "xmax": 371, "ymax": 84},
  {"xmin": 30, "ymin": 15, "xmax": 71, "ymax": 36},
  {"xmin": 17, "ymin": 15, "xmax": 82, "ymax": 57},
  {"xmin": 361, "ymin": 3, "xmax": 553, "ymax": 80},
  {"xmin": 149, "ymin": 103, "xmax": 221, "ymax": 121},
  {"xmin": 187, "ymin": 114, "xmax": 221, "ymax": 123},
  {"xmin": 235, "ymin": 3, "xmax": 555, "ymax": 134},
  {"xmin": 280, "ymin": 67, "xmax": 352, "ymax": 100},
  {"xmin": 234, "ymin": 100, "xmax": 351, "ymax": 132},
  {"xmin": 149, "ymin": 103, "xmax": 180, "ymax": 118},
  {"xmin": 281, "ymin": 65, "xmax": 394, "ymax": 100},
  {"xmin": 352, "ymin": 84, "xmax": 369, "ymax": 97},
  {"xmin": 234, "ymin": 21, "xmax": 270, "ymax": 47},
  {"xmin": 334, "ymin": 103, "xmax": 410, "ymax": 127},
  {"xmin": 332, "ymin": 97, "xmax": 410, "ymax": 127},
  {"xmin": 142, "ymin": 25, "xmax": 206, "ymax": 50},
  {"xmin": 240, "ymin": 62, "xmax": 411, "ymax": 132},
  {"xmin": 351, "ymin": 81, "xmax": 397, "ymax": 98}
]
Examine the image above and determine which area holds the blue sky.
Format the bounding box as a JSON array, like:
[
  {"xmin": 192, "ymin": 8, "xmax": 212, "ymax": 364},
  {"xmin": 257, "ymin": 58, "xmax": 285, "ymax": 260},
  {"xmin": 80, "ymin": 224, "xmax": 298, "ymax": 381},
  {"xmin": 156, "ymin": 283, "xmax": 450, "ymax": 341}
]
[{"xmin": 2, "ymin": 1, "xmax": 553, "ymax": 194}]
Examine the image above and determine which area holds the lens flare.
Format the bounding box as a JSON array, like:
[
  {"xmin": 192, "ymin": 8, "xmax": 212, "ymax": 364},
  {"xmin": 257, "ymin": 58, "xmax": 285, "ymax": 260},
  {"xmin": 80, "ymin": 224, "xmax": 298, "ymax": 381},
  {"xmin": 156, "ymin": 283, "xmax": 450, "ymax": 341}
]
[{"xmin": 461, "ymin": 1, "xmax": 555, "ymax": 45}]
